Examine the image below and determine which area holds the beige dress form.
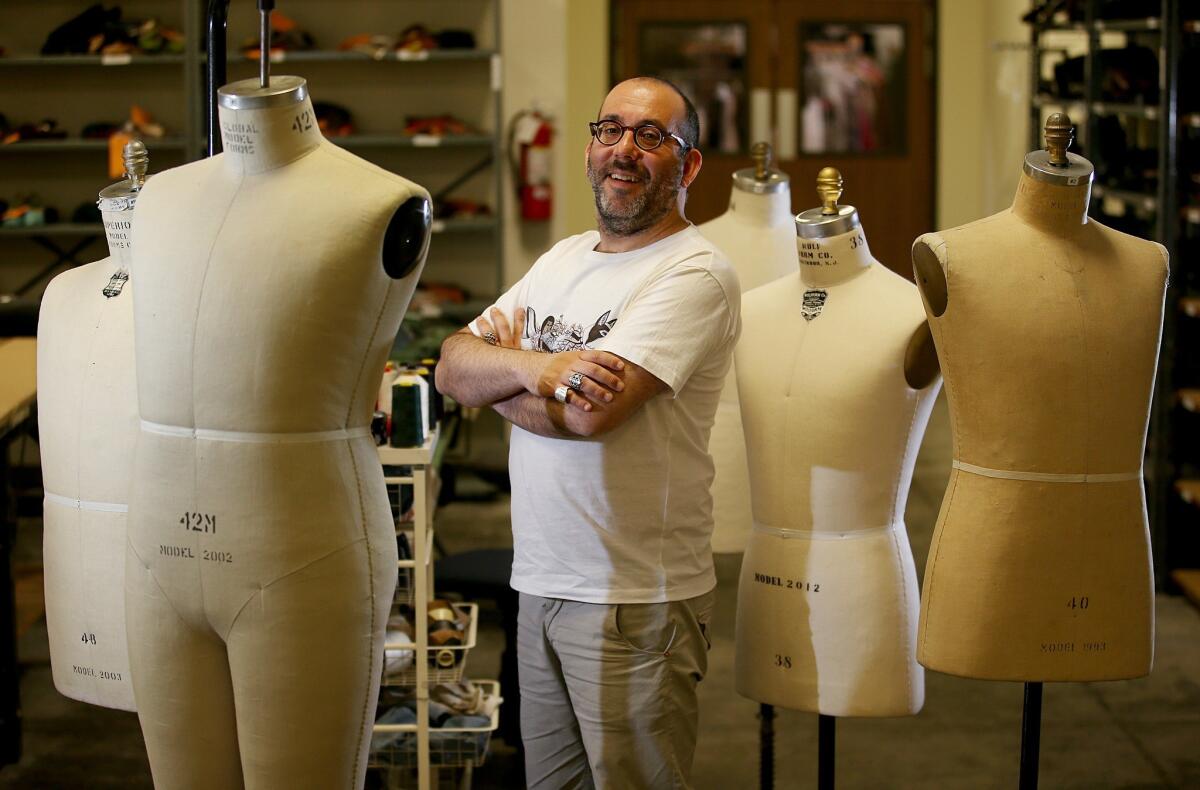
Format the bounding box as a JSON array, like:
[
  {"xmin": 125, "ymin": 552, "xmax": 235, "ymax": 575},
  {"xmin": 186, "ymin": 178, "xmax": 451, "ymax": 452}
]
[
  {"xmin": 734, "ymin": 226, "xmax": 939, "ymax": 716},
  {"xmin": 37, "ymin": 190, "xmax": 140, "ymax": 712},
  {"xmin": 125, "ymin": 77, "xmax": 430, "ymax": 789},
  {"xmin": 698, "ymin": 176, "xmax": 797, "ymax": 554},
  {"xmin": 913, "ymin": 172, "xmax": 1167, "ymax": 682}
]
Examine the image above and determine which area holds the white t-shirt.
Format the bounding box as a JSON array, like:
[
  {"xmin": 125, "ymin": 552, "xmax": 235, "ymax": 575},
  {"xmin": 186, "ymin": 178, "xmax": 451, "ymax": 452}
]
[{"xmin": 472, "ymin": 226, "xmax": 741, "ymax": 603}]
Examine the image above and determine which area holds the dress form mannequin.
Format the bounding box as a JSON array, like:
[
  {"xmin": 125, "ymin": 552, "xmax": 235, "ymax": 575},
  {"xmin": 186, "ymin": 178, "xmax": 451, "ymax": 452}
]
[
  {"xmin": 125, "ymin": 75, "xmax": 431, "ymax": 789},
  {"xmin": 37, "ymin": 141, "xmax": 148, "ymax": 712},
  {"xmin": 913, "ymin": 115, "xmax": 1167, "ymax": 682},
  {"xmin": 734, "ymin": 169, "xmax": 940, "ymax": 716},
  {"xmin": 698, "ymin": 143, "xmax": 798, "ymax": 554}
]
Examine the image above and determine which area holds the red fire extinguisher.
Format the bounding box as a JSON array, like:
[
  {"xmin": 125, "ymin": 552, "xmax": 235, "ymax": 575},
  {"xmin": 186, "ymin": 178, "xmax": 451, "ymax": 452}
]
[{"xmin": 508, "ymin": 108, "xmax": 554, "ymax": 221}]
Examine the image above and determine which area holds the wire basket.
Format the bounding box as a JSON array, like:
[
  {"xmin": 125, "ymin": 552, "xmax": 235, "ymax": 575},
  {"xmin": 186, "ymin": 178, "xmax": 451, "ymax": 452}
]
[
  {"xmin": 368, "ymin": 680, "xmax": 501, "ymax": 770},
  {"xmin": 382, "ymin": 602, "xmax": 478, "ymax": 688}
]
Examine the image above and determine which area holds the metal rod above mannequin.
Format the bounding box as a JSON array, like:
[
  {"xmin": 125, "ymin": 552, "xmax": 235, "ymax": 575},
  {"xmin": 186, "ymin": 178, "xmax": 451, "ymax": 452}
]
[
  {"xmin": 205, "ymin": 0, "xmax": 280, "ymax": 156},
  {"xmin": 205, "ymin": 0, "xmax": 231, "ymax": 157},
  {"xmin": 259, "ymin": 0, "xmax": 275, "ymax": 88}
]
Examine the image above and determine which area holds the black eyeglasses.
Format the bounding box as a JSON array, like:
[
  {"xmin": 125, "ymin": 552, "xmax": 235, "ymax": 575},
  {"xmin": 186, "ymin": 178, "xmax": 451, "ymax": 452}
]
[{"xmin": 588, "ymin": 120, "xmax": 690, "ymax": 152}]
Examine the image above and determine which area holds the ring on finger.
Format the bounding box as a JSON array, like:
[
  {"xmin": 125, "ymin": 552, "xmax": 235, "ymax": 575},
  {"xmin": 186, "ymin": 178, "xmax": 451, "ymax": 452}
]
[
  {"xmin": 482, "ymin": 331, "xmax": 499, "ymax": 346},
  {"xmin": 554, "ymin": 385, "xmax": 570, "ymax": 404},
  {"xmin": 568, "ymin": 371, "xmax": 585, "ymax": 391}
]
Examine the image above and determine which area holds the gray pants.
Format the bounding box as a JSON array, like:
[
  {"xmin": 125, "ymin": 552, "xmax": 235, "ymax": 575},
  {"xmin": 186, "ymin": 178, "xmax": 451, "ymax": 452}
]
[{"xmin": 517, "ymin": 590, "xmax": 716, "ymax": 790}]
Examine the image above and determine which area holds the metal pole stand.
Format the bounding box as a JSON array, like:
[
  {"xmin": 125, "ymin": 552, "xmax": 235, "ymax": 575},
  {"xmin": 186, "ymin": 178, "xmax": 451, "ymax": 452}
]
[
  {"xmin": 818, "ymin": 714, "xmax": 836, "ymax": 790},
  {"xmin": 1019, "ymin": 682, "xmax": 1043, "ymax": 790},
  {"xmin": 758, "ymin": 703, "xmax": 774, "ymax": 790}
]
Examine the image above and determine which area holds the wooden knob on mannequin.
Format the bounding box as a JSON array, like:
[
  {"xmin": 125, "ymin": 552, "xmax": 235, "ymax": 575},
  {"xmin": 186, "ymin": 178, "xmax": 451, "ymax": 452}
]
[
  {"xmin": 817, "ymin": 167, "xmax": 843, "ymax": 216},
  {"xmin": 1044, "ymin": 113, "xmax": 1073, "ymax": 167},
  {"xmin": 751, "ymin": 142, "xmax": 772, "ymax": 181}
]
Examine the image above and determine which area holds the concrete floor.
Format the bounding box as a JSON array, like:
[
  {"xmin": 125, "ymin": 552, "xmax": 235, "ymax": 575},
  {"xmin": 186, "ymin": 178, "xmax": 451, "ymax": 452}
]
[{"xmin": 3, "ymin": 394, "xmax": 1200, "ymax": 788}]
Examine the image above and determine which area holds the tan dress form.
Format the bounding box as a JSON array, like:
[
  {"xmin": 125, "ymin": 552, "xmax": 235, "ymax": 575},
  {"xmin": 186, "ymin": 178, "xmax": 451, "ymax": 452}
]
[
  {"xmin": 37, "ymin": 194, "xmax": 139, "ymax": 712},
  {"xmin": 913, "ymin": 172, "xmax": 1167, "ymax": 682},
  {"xmin": 698, "ymin": 176, "xmax": 798, "ymax": 554},
  {"xmin": 126, "ymin": 78, "xmax": 430, "ymax": 788},
  {"xmin": 734, "ymin": 225, "xmax": 939, "ymax": 716}
]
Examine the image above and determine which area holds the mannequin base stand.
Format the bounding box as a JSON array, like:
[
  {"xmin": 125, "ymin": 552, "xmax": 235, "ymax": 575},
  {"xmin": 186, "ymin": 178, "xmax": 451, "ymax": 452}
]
[
  {"xmin": 818, "ymin": 714, "xmax": 836, "ymax": 790},
  {"xmin": 759, "ymin": 704, "xmax": 774, "ymax": 790},
  {"xmin": 1019, "ymin": 682, "xmax": 1043, "ymax": 790}
]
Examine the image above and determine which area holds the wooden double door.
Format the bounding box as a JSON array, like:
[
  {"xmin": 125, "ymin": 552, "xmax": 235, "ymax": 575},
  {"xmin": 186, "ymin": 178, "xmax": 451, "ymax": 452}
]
[{"xmin": 613, "ymin": 0, "xmax": 935, "ymax": 275}]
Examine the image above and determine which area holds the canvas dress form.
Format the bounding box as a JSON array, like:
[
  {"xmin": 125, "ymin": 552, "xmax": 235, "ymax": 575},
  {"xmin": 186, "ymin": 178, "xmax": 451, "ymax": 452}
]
[
  {"xmin": 125, "ymin": 77, "xmax": 430, "ymax": 789},
  {"xmin": 37, "ymin": 171, "xmax": 142, "ymax": 712},
  {"xmin": 734, "ymin": 225, "xmax": 939, "ymax": 716},
  {"xmin": 913, "ymin": 167, "xmax": 1167, "ymax": 682},
  {"xmin": 698, "ymin": 170, "xmax": 797, "ymax": 554}
]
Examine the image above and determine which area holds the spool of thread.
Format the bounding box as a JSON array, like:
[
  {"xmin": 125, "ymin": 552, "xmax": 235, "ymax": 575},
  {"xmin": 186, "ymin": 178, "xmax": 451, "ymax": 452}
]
[
  {"xmin": 395, "ymin": 372, "xmax": 431, "ymax": 439},
  {"xmin": 378, "ymin": 362, "xmax": 401, "ymax": 414},
  {"xmin": 431, "ymin": 648, "xmax": 458, "ymax": 669},
  {"xmin": 420, "ymin": 358, "xmax": 445, "ymax": 422},
  {"xmin": 390, "ymin": 381, "xmax": 424, "ymax": 447},
  {"xmin": 411, "ymin": 365, "xmax": 440, "ymax": 429}
]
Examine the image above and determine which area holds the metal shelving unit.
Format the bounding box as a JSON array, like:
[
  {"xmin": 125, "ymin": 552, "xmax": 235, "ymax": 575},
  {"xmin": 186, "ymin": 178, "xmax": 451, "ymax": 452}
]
[
  {"xmin": 1027, "ymin": 0, "xmax": 1196, "ymax": 591},
  {"xmin": 377, "ymin": 427, "xmax": 500, "ymax": 790},
  {"xmin": 0, "ymin": 0, "xmax": 505, "ymax": 304}
]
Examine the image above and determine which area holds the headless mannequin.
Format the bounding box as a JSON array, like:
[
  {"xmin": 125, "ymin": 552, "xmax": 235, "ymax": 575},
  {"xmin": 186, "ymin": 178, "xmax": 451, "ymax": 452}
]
[
  {"xmin": 125, "ymin": 76, "xmax": 431, "ymax": 789},
  {"xmin": 37, "ymin": 142, "xmax": 148, "ymax": 712},
  {"xmin": 698, "ymin": 143, "xmax": 798, "ymax": 554},
  {"xmin": 734, "ymin": 169, "xmax": 940, "ymax": 716},
  {"xmin": 913, "ymin": 115, "xmax": 1167, "ymax": 682}
]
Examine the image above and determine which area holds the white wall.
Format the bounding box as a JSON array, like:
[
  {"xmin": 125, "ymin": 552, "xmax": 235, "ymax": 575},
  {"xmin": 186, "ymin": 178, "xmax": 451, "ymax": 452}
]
[
  {"xmin": 937, "ymin": 0, "xmax": 1034, "ymax": 229},
  {"xmin": 499, "ymin": 0, "xmax": 609, "ymax": 288}
]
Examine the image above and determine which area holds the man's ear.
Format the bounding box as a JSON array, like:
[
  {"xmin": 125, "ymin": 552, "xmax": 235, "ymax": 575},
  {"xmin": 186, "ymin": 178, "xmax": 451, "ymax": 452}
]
[{"xmin": 681, "ymin": 147, "xmax": 703, "ymax": 189}]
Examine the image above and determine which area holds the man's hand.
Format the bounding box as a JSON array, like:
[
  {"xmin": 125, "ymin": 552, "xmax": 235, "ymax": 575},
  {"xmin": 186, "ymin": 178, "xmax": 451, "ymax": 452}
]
[{"xmin": 474, "ymin": 307, "xmax": 627, "ymax": 413}]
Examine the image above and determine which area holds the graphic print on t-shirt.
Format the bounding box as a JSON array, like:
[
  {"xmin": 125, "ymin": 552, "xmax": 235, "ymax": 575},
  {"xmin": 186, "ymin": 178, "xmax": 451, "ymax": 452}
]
[{"xmin": 524, "ymin": 307, "xmax": 617, "ymax": 353}]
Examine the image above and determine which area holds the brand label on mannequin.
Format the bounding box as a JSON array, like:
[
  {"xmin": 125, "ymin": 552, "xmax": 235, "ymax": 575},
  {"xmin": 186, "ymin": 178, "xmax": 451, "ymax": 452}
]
[
  {"xmin": 102, "ymin": 270, "xmax": 129, "ymax": 298},
  {"xmin": 752, "ymin": 571, "xmax": 820, "ymax": 592},
  {"xmin": 801, "ymin": 289, "xmax": 828, "ymax": 321},
  {"xmin": 103, "ymin": 218, "xmax": 131, "ymax": 249},
  {"xmin": 798, "ymin": 241, "xmax": 837, "ymax": 267},
  {"xmin": 221, "ymin": 120, "xmax": 260, "ymax": 155}
]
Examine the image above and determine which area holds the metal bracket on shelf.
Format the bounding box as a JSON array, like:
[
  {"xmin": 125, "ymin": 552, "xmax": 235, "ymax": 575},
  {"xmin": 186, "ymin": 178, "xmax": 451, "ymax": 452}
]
[{"xmin": 14, "ymin": 235, "xmax": 100, "ymax": 295}]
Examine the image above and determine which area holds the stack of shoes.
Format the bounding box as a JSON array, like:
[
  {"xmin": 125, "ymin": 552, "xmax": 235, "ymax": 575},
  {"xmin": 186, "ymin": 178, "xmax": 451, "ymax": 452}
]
[
  {"xmin": 314, "ymin": 102, "xmax": 355, "ymax": 137},
  {"xmin": 434, "ymin": 199, "xmax": 491, "ymax": 220},
  {"xmin": 397, "ymin": 24, "xmax": 476, "ymax": 53},
  {"xmin": 2, "ymin": 197, "xmax": 58, "ymax": 228},
  {"xmin": 337, "ymin": 34, "xmax": 397, "ymax": 60},
  {"xmin": 241, "ymin": 11, "xmax": 314, "ymax": 59},
  {"xmin": 1053, "ymin": 46, "xmax": 1159, "ymax": 105},
  {"xmin": 338, "ymin": 26, "xmax": 476, "ymax": 59},
  {"xmin": 41, "ymin": 4, "xmax": 184, "ymax": 56},
  {"xmin": 1, "ymin": 119, "xmax": 68, "ymax": 145},
  {"xmin": 404, "ymin": 114, "xmax": 471, "ymax": 137},
  {"xmin": 1021, "ymin": 0, "xmax": 1084, "ymax": 26}
]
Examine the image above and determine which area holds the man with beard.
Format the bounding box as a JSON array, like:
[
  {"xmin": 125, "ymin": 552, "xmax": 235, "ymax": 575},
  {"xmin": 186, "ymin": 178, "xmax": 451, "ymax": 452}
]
[{"xmin": 436, "ymin": 77, "xmax": 740, "ymax": 789}]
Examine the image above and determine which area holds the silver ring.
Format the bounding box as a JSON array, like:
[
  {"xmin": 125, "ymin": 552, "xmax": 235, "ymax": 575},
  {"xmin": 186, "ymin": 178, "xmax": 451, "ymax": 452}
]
[
  {"xmin": 482, "ymin": 331, "xmax": 498, "ymax": 346},
  {"xmin": 553, "ymin": 385, "xmax": 570, "ymax": 404},
  {"xmin": 568, "ymin": 371, "xmax": 584, "ymax": 391}
]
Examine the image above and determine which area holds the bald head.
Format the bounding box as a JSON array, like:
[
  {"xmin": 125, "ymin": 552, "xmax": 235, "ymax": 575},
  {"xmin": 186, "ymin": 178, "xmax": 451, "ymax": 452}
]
[{"xmin": 603, "ymin": 77, "xmax": 700, "ymax": 150}]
